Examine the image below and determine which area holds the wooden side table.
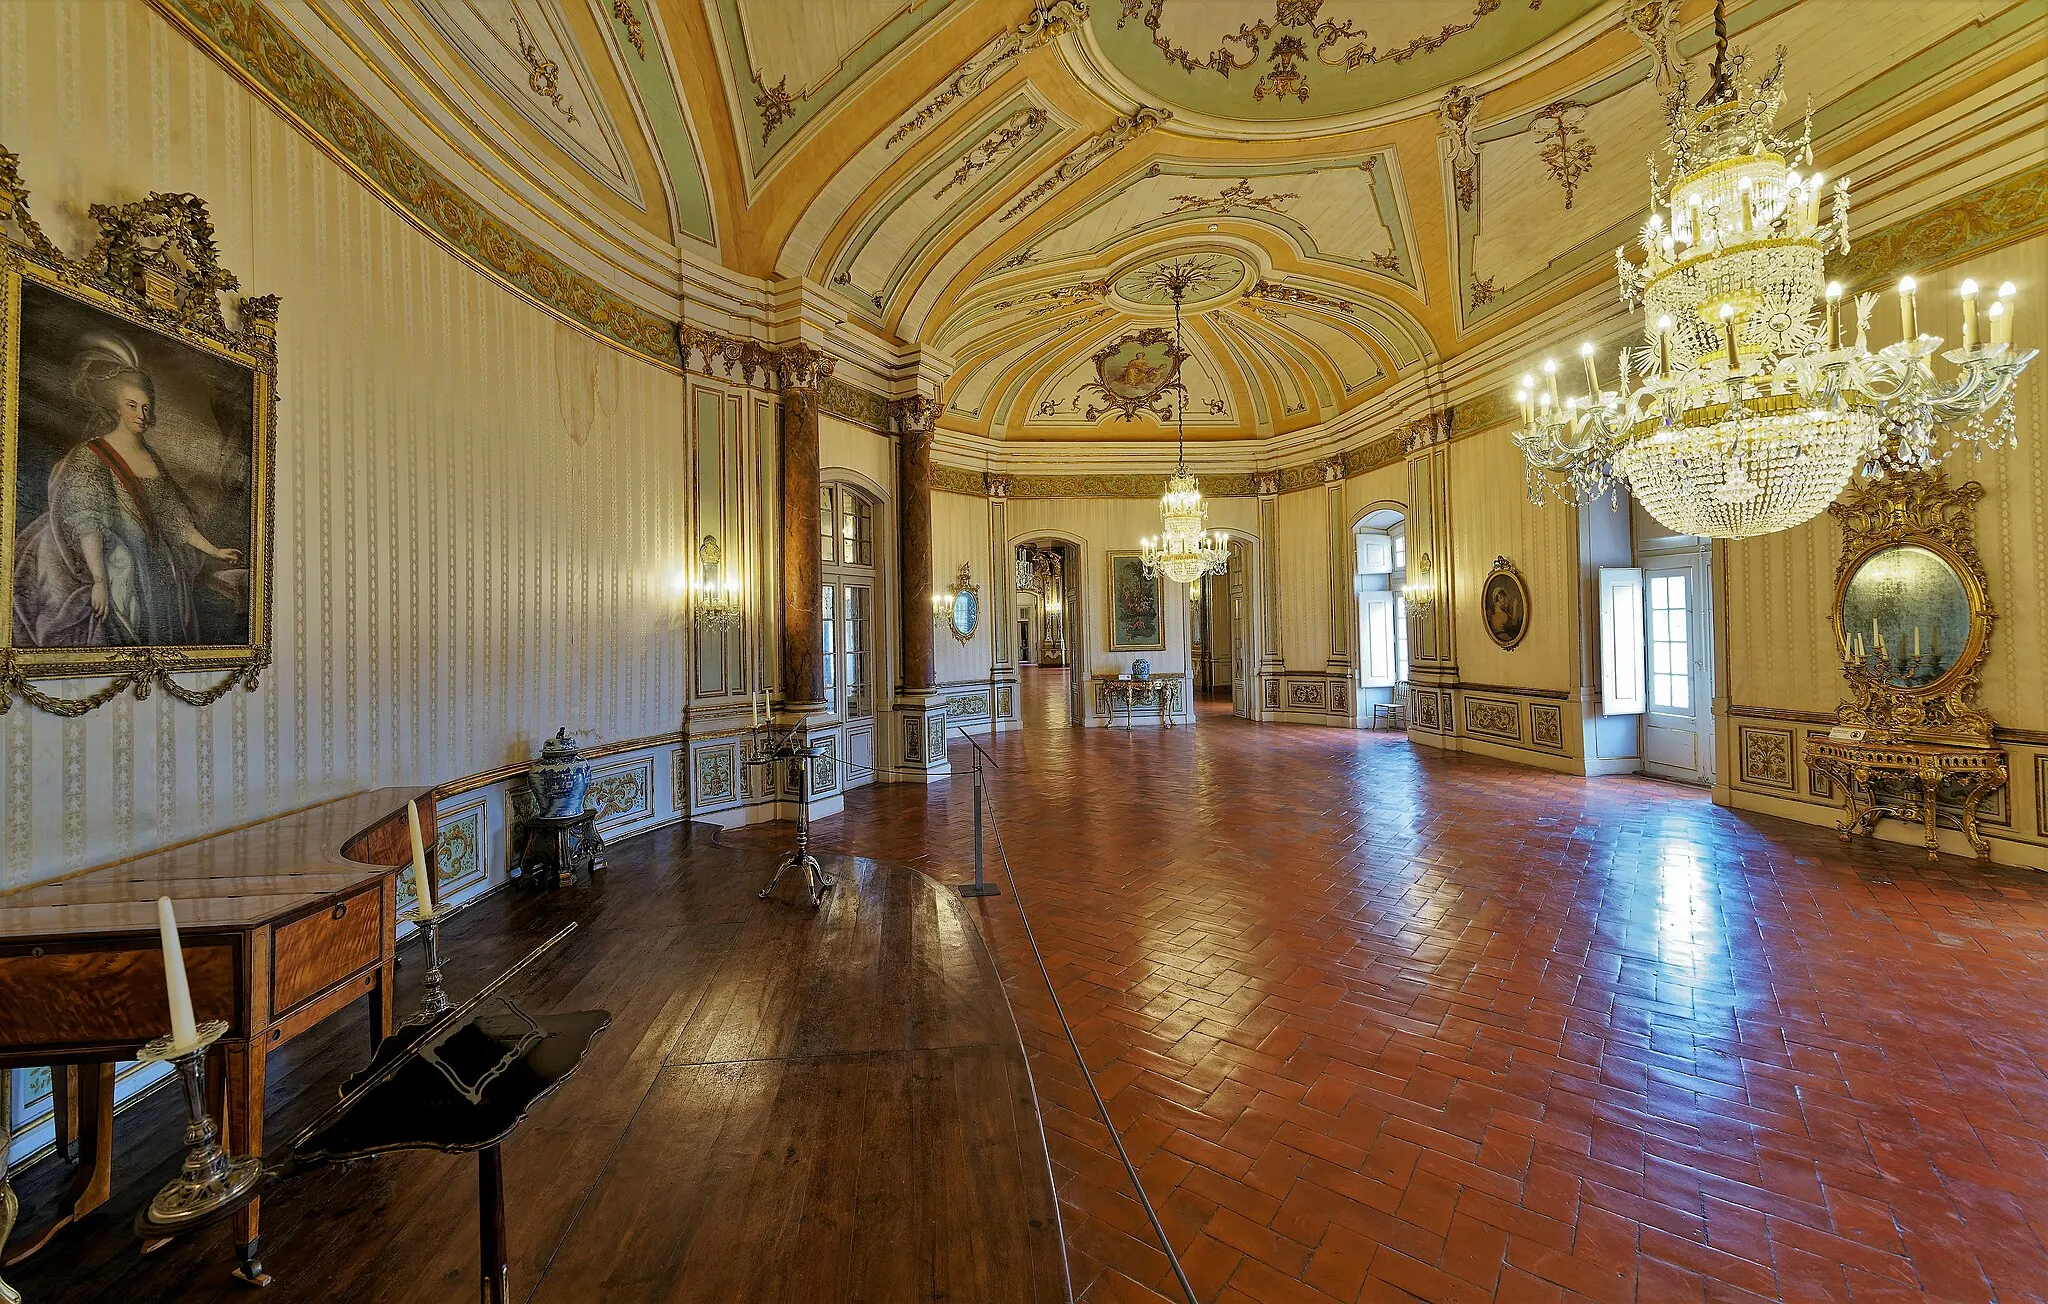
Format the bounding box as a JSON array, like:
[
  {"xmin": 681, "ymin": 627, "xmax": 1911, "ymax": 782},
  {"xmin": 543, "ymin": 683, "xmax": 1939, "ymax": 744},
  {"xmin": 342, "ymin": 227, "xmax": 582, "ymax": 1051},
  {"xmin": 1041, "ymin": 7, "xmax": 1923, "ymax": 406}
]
[{"xmin": 514, "ymin": 811, "xmax": 608, "ymax": 888}]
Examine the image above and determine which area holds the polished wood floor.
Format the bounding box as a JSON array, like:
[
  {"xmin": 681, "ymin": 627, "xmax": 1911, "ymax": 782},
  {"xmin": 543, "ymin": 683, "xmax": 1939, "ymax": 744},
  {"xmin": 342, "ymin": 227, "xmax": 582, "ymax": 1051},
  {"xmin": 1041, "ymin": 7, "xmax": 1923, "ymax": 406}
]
[
  {"xmin": 8, "ymin": 822, "xmax": 1065, "ymax": 1302},
  {"xmin": 809, "ymin": 669, "xmax": 2048, "ymax": 1303}
]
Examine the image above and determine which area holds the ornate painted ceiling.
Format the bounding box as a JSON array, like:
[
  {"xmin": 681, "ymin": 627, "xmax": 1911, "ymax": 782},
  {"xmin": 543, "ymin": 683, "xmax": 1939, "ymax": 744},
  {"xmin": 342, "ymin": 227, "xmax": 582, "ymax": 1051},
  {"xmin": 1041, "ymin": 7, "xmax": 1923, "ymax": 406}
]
[{"xmin": 174, "ymin": 0, "xmax": 2048, "ymax": 443}]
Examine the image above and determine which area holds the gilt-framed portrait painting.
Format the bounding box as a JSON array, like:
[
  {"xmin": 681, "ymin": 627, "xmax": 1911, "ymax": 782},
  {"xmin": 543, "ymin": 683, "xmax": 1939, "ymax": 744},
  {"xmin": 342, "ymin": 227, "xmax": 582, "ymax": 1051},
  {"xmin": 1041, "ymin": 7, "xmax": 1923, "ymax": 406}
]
[
  {"xmin": 1106, "ymin": 550, "xmax": 1164, "ymax": 652},
  {"xmin": 1, "ymin": 176, "xmax": 277, "ymax": 707},
  {"xmin": 1481, "ymin": 556, "xmax": 1529, "ymax": 651}
]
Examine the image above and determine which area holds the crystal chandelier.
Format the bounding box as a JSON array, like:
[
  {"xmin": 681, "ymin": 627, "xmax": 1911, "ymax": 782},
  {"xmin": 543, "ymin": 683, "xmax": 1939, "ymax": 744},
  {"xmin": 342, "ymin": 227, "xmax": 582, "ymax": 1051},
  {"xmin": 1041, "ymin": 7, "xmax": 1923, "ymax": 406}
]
[
  {"xmin": 1140, "ymin": 270, "xmax": 1228, "ymax": 584},
  {"xmin": 1513, "ymin": 2, "xmax": 2034, "ymax": 539}
]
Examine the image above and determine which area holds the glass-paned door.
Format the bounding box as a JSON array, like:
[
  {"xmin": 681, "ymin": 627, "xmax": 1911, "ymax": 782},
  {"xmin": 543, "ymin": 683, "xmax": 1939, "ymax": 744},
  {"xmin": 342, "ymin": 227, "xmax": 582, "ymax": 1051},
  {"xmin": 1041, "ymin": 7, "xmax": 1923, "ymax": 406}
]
[
  {"xmin": 1642, "ymin": 558, "xmax": 1711, "ymax": 784},
  {"xmin": 822, "ymin": 481, "xmax": 880, "ymax": 790}
]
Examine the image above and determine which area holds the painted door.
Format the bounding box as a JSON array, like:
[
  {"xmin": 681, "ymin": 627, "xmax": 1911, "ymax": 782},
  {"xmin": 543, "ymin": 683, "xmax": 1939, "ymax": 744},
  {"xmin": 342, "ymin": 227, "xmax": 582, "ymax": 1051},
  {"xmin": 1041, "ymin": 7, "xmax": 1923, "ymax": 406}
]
[
  {"xmin": 824, "ymin": 580, "xmax": 875, "ymax": 790},
  {"xmin": 1230, "ymin": 542, "xmax": 1251, "ymax": 718},
  {"xmin": 1642, "ymin": 557, "xmax": 1711, "ymax": 784}
]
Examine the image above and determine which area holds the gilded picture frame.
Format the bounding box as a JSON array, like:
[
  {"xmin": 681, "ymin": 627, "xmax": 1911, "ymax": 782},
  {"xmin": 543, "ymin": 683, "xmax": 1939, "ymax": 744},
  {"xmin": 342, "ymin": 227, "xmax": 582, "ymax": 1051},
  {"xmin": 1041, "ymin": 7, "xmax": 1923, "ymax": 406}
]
[
  {"xmin": 1106, "ymin": 550, "xmax": 1165, "ymax": 652},
  {"xmin": 1480, "ymin": 556, "xmax": 1529, "ymax": 651},
  {"xmin": 0, "ymin": 148, "xmax": 277, "ymax": 715}
]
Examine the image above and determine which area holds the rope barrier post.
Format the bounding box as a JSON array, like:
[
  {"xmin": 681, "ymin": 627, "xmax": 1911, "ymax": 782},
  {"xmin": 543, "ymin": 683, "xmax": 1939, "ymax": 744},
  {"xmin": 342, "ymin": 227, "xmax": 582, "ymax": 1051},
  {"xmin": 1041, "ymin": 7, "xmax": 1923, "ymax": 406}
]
[{"xmin": 958, "ymin": 748, "xmax": 1000, "ymax": 898}]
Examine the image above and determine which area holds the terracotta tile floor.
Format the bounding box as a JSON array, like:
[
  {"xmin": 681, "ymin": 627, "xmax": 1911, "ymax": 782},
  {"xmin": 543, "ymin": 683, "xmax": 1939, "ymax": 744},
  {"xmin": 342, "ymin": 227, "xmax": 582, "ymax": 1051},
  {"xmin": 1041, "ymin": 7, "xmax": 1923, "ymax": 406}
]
[{"xmin": 812, "ymin": 669, "xmax": 2048, "ymax": 1303}]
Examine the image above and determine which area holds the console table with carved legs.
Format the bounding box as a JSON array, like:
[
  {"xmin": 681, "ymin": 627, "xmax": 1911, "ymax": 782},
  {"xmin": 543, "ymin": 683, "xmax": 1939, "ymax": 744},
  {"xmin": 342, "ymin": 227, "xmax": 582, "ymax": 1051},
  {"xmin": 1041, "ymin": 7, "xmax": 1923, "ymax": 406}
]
[{"xmin": 1802, "ymin": 738, "xmax": 2007, "ymax": 862}]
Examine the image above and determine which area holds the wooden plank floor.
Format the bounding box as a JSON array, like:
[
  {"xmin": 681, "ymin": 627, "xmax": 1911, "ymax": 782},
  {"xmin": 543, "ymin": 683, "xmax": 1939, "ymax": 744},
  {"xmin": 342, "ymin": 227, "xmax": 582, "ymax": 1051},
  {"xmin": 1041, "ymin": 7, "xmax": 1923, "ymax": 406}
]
[{"xmin": 6, "ymin": 821, "xmax": 1068, "ymax": 1303}]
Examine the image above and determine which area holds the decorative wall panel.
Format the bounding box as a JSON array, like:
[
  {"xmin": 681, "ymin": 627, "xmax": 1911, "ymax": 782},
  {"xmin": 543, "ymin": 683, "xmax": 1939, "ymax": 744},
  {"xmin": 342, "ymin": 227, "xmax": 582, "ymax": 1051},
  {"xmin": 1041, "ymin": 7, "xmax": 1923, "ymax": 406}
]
[
  {"xmin": 1464, "ymin": 697, "xmax": 1520, "ymax": 742},
  {"xmin": 1738, "ymin": 726, "xmax": 1796, "ymax": 792},
  {"xmin": 1529, "ymin": 703, "xmax": 1564, "ymax": 751},
  {"xmin": 589, "ymin": 759, "xmax": 654, "ymax": 830},
  {"xmin": 0, "ymin": 3, "xmax": 694, "ymax": 889}
]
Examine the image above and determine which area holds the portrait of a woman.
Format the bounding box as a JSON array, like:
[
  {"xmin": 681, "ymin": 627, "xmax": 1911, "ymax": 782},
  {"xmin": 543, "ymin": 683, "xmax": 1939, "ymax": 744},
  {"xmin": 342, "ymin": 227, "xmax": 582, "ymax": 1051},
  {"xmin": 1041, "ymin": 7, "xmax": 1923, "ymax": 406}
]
[{"xmin": 12, "ymin": 328, "xmax": 245, "ymax": 648}]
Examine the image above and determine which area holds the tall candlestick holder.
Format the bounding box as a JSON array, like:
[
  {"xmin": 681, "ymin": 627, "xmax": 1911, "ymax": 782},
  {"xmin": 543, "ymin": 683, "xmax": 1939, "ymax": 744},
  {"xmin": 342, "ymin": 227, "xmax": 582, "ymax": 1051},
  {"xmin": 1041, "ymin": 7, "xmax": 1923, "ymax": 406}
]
[
  {"xmin": 132, "ymin": 1021, "xmax": 264, "ymax": 1246},
  {"xmin": 746, "ymin": 721, "xmax": 835, "ymax": 908},
  {"xmin": 401, "ymin": 903, "xmax": 456, "ymax": 1027}
]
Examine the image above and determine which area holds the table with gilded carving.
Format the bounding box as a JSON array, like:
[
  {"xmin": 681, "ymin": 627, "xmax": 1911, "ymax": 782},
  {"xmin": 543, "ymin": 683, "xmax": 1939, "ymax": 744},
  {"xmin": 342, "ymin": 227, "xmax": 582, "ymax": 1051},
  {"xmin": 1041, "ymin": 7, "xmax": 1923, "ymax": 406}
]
[
  {"xmin": 1802, "ymin": 737, "xmax": 2006, "ymax": 862},
  {"xmin": 1092, "ymin": 674, "xmax": 1182, "ymax": 729}
]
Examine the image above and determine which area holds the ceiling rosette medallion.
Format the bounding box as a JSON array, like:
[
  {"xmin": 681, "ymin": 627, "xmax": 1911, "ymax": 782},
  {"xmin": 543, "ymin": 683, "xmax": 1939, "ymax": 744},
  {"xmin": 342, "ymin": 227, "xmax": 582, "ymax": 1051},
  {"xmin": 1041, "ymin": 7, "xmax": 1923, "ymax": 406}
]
[{"xmin": 1081, "ymin": 327, "xmax": 1188, "ymax": 421}]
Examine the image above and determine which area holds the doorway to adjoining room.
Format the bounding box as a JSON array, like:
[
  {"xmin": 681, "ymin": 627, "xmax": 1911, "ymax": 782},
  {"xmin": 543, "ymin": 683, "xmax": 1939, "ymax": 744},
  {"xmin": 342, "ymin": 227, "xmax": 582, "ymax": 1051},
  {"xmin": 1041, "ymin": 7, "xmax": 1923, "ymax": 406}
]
[
  {"xmin": 1014, "ymin": 539, "xmax": 1077, "ymax": 728},
  {"xmin": 1353, "ymin": 508, "xmax": 1409, "ymax": 729}
]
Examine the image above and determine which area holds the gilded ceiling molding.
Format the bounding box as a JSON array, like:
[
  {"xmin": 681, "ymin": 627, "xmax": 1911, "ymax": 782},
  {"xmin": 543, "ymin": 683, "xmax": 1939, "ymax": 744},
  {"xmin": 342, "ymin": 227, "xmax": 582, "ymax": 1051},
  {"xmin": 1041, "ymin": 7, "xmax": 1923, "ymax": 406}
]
[
  {"xmin": 1117, "ymin": 0, "xmax": 1525, "ymax": 106},
  {"xmin": 889, "ymin": 1, "xmax": 1089, "ymax": 150},
  {"xmin": 149, "ymin": 0, "xmax": 681, "ymax": 366},
  {"xmin": 1531, "ymin": 100, "xmax": 1596, "ymax": 210},
  {"xmin": 936, "ymin": 108, "xmax": 1051, "ymax": 201},
  {"xmin": 611, "ymin": 0, "xmax": 645, "ymax": 58},
  {"xmin": 1620, "ymin": 0, "xmax": 1686, "ymax": 90},
  {"xmin": 1245, "ymin": 279, "xmax": 1352, "ymax": 315},
  {"xmin": 511, "ymin": 11, "xmax": 577, "ymax": 124},
  {"xmin": 1000, "ymin": 105, "xmax": 1171, "ymax": 222},
  {"xmin": 1164, "ymin": 178, "xmax": 1298, "ymax": 217},
  {"xmin": 1437, "ymin": 86, "xmax": 1482, "ymax": 213}
]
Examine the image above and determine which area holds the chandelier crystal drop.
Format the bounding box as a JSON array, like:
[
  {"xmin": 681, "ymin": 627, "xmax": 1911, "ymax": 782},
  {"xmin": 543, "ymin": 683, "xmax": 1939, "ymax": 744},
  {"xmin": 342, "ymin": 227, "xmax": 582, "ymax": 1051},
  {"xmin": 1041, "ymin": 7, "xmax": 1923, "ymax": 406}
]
[
  {"xmin": 1141, "ymin": 272, "xmax": 1228, "ymax": 585},
  {"xmin": 1512, "ymin": 3, "xmax": 2034, "ymax": 540}
]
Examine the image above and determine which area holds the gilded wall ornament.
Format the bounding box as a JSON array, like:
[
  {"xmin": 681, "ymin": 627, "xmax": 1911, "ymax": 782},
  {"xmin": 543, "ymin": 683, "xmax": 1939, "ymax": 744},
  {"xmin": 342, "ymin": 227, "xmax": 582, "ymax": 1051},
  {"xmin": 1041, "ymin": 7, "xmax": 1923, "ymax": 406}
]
[
  {"xmin": 754, "ymin": 76, "xmax": 797, "ymax": 144},
  {"xmin": 1, "ymin": 149, "xmax": 278, "ymax": 716},
  {"xmin": 1246, "ymin": 278, "xmax": 1352, "ymax": 315}
]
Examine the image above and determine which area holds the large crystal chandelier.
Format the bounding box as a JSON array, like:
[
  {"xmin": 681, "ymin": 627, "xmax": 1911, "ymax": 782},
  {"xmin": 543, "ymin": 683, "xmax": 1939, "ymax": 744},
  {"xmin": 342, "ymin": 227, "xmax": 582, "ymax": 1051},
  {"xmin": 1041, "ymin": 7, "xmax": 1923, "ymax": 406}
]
[
  {"xmin": 1141, "ymin": 271, "xmax": 1228, "ymax": 584},
  {"xmin": 1513, "ymin": 2, "xmax": 2034, "ymax": 539}
]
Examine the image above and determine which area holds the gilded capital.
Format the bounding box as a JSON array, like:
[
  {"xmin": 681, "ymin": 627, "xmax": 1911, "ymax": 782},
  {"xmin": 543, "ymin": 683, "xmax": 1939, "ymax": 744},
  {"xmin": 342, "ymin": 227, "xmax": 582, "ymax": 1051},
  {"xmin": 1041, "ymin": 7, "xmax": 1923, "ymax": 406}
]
[
  {"xmin": 774, "ymin": 343, "xmax": 835, "ymax": 393},
  {"xmin": 894, "ymin": 393, "xmax": 939, "ymax": 444},
  {"xmin": 1320, "ymin": 457, "xmax": 1346, "ymax": 484},
  {"xmin": 985, "ymin": 473, "xmax": 1014, "ymax": 500},
  {"xmin": 1252, "ymin": 471, "xmax": 1281, "ymax": 497}
]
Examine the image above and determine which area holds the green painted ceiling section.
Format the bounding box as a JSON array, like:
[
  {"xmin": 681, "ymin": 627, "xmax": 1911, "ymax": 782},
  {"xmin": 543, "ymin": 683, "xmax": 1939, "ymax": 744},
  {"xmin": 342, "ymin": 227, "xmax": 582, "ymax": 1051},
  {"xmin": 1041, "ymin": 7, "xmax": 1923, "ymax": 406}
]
[
  {"xmin": 611, "ymin": 7, "xmax": 716, "ymax": 244},
  {"xmin": 1092, "ymin": 0, "xmax": 1606, "ymax": 123}
]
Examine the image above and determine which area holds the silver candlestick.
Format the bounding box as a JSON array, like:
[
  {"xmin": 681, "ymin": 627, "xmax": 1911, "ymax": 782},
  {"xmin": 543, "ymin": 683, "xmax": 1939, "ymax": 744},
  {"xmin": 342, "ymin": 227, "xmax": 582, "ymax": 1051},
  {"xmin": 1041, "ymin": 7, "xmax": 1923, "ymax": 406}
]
[
  {"xmin": 401, "ymin": 903, "xmax": 455, "ymax": 1027},
  {"xmin": 133, "ymin": 1021, "xmax": 263, "ymax": 1242}
]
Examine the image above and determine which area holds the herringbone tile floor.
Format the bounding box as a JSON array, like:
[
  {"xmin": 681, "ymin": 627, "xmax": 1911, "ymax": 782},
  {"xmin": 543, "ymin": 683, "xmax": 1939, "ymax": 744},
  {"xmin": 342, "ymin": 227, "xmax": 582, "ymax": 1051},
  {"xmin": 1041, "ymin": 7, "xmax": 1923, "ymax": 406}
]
[{"xmin": 814, "ymin": 670, "xmax": 2048, "ymax": 1303}]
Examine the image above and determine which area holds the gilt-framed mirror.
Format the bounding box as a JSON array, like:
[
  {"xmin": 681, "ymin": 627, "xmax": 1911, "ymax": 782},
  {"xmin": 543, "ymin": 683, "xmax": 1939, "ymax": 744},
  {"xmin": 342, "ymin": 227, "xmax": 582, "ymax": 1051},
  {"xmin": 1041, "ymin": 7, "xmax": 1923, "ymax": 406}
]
[
  {"xmin": 1826, "ymin": 469, "xmax": 1996, "ymax": 745},
  {"xmin": 944, "ymin": 563, "xmax": 978, "ymax": 643}
]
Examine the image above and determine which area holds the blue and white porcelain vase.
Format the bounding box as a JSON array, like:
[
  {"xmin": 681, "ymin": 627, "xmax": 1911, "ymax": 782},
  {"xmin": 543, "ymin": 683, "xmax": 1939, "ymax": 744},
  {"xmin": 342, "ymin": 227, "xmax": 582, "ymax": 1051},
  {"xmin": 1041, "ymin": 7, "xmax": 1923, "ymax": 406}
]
[
  {"xmin": 1130, "ymin": 658, "xmax": 1151, "ymax": 680},
  {"xmin": 529, "ymin": 728, "xmax": 591, "ymax": 819}
]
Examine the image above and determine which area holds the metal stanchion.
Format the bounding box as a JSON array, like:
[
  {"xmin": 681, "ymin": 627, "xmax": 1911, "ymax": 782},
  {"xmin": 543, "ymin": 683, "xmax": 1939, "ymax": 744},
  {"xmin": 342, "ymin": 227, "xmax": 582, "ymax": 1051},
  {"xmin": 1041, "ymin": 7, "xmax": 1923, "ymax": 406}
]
[{"xmin": 956, "ymin": 728, "xmax": 1001, "ymax": 899}]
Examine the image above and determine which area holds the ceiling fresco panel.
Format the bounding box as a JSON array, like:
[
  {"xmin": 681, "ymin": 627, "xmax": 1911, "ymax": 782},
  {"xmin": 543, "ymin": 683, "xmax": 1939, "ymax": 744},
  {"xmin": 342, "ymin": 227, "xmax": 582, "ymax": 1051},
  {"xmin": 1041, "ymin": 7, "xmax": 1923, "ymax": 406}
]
[
  {"xmin": 1089, "ymin": 0, "xmax": 1607, "ymax": 124},
  {"xmin": 604, "ymin": 0, "xmax": 717, "ymax": 244}
]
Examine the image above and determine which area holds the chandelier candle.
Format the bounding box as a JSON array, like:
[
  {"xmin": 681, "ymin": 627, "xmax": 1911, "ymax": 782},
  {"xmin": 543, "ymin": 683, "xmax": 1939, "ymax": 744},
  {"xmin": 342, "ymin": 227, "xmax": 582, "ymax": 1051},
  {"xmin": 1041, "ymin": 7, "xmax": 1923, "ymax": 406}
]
[{"xmin": 1511, "ymin": 0, "xmax": 2035, "ymax": 538}]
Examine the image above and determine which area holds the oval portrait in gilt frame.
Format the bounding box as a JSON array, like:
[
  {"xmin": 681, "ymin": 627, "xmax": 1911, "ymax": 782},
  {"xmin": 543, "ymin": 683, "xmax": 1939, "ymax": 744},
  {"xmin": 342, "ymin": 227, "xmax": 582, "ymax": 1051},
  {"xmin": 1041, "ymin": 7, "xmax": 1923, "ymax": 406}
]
[{"xmin": 1481, "ymin": 556, "xmax": 1529, "ymax": 651}]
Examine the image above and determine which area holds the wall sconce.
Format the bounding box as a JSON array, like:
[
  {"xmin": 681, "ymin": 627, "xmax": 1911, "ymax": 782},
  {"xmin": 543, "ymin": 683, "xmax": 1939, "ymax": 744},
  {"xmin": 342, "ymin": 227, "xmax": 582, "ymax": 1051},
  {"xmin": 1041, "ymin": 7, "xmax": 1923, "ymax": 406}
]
[
  {"xmin": 691, "ymin": 534, "xmax": 742, "ymax": 632},
  {"xmin": 1401, "ymin": 552, "xmax": 1436, "ymax": 619}
]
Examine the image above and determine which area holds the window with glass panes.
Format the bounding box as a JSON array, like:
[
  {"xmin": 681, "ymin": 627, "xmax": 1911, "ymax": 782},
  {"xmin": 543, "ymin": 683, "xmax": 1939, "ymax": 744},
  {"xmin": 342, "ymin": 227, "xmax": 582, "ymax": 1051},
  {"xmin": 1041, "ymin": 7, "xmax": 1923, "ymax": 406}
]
[
  {"xmin": 820, "ymin": 484, "xmax": 877, "ymax": 721},
  {"xmin": 1649, "ymin": 572, "xmax": 1691, "ymax": 710}
]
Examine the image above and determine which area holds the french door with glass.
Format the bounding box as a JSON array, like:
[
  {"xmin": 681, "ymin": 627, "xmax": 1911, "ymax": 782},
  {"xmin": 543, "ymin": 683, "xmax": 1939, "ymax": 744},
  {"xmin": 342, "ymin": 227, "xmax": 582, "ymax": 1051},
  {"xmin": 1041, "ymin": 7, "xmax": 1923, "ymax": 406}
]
[{"xmin": 822, "ymin": 484, "xmax": 876, "ymax": 790}]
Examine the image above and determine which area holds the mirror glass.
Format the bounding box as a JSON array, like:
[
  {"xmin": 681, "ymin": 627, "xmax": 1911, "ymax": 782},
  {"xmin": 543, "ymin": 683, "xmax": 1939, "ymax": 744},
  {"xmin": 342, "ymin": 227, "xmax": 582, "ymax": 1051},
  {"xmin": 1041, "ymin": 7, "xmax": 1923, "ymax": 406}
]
[
  {"xmin": 950, "ymin": 588, "xmax": 979, "ymax": 640},
  {"xmin": 1839, "ymin": 543, "xmax": 1973, "ymax": 688}
]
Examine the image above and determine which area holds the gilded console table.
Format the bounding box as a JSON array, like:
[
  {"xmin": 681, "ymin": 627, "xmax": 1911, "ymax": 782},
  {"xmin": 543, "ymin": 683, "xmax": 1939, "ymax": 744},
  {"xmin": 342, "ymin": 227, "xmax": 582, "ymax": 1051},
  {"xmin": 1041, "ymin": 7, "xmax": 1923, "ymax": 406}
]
[
  {"xmin": 1091, "ymin": 673, "xmax": 1184, "ymax": 729},
  {"xmin": 1802, "ymin": 737, "xmax": 2006, "ymax": 862}
]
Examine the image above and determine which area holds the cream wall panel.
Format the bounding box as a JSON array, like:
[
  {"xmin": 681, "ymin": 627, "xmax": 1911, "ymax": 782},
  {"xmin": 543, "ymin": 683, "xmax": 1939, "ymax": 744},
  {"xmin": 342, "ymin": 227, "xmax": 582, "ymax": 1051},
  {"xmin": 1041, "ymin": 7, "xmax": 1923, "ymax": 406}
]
[
  {"xmin": 1450, "ymin": 426, "xmax": 1576, "ymax": 691},
  {"xmin": 1726, "ymin": 236, "xmax": 2048, "ymax": 729},
  {"xmin": 0, "ymin": 0, "xmax": 691, "ymax": 889},
  {"xmin": 820, "ymin": 415, "xmax": 893, "ymax": 496},
  {"xmin": 1275, "ymin": 488, "xmax": 1330, "ymax": 670},
  {"xmin": 1344, "ymin": 461, "xmax": 1408, "ymax": 523},
  {"xmin": 932, "ymin": 490, "xmax": 991, "ymax": 685}
]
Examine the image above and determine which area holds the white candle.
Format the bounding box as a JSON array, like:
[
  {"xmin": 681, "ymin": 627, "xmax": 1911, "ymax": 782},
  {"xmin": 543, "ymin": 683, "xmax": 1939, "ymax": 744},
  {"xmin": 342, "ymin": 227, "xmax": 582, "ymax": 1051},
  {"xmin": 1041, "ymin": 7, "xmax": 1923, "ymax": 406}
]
[
  {"xmin": 751, "ymin": 688, "xmax": 760, "ymax": 727},
  {"xmin": 1898, "ymin": 276, "xmax": 1917, "ymax": 341},
  {"xmin": 406, "ymin": 799, "xmax": 435, "ymax": 918},
  {"xmin": 1914, "ymin": 626, "xmax": 1921, "ymax": 656},
  {"xmin": 1960, "ymin": 279, "xmax": 1979, "ymax": 351},
  {"xmin": 156, "ymin": 896, "xmax": 200, "ymax": 1051}
]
